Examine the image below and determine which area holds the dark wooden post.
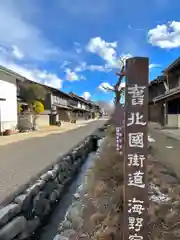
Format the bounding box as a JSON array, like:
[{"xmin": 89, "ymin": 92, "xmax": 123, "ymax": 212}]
[{"xmin": 123, "ymin": 57, "xmax": 149, "ymax": 240}]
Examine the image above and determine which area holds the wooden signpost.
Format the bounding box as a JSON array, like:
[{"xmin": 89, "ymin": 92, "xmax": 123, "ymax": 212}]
[
  {"xmin": 113, "ymin": 57, "xmax": 149, "ymax": 239},
  {"xmin": 123, "ymin": 57, "xmax": 149, "ymax": 240}
]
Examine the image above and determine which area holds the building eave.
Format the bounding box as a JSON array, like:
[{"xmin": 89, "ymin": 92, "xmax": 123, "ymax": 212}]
[
  {"xmin": 24, "ymin": 79, "xmax": 74, "ymax": 100},
  {"xmin": 163, "ymin": 57, "xmax": 180, "ymax": 73},
  {"xmin": 149, "ymin": 76, "xmax": 166, "ymax": 86},
  {"xmin": 69, "ymin": 92, "xmax": 95, "ymax": 106},
  {"xmin": 0, "ymin": 65, "xmax": 100, "ymax": 107},
  {"xmin": 0, "ymin": 65, "xmax": 75, "ymax": 100},
  {"xmin": 72, "ymin": 106, "xmax": 90, "ymax": 112},
  {"xmin": 0, "ymin": 65, "xmax": 25, "ymax": 81},
  {"xmin": 17, "ymin": 97, "xmax": 28, "ymax": 105},
  {"xmin": 53, "ymin": 104, "xmax": 73, "ymax": 110},
  {"xmin": 153, "ymin": 86, "xmax": 180, "ymax": 103}
]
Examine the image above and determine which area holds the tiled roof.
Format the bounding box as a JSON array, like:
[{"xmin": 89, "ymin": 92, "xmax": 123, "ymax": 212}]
[
  {"xmin": 163, "ymin": 57, "xmax": 180, "ymax": 73},
  {"xmin": 149, "ymin": 75, "xmax": 166, "ymax": 86}
]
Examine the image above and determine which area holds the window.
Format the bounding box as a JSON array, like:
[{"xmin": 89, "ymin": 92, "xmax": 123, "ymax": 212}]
[{"xmin": 168, "ymin": 99, "xmax": 180, "ymax": 114}]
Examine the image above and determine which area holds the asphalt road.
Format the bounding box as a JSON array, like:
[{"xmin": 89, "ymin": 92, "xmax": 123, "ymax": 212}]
[{"xmin": 0, "ymin": 120, "xmax": 106, "ymax": 204}]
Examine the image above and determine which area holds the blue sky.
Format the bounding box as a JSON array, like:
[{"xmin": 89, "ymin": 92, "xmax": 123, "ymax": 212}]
[{"xmin": 0, "ymin": 0, "xmax": 180, "ymax": 104}]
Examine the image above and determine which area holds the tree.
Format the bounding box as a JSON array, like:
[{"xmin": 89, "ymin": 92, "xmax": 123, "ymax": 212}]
[
  {"xmin": 18, "ymin": 103, "xmax": 23, "ymax": 113},
  {"xmin": 20, "ymin": 82, "xmax": 47, "ymax": 129},
  {"xmin": 32, "ymin": 100, "xmax": 45, "ymax": 129},
  {"xmin": 102, "ymin": 57, "xmax": 126, "ymax": 105},
  {"xmin": 20, "ymin": 83, "xmax": 47, "ymax": 105},
  {"xmin": 33, "ymin": 100, "xmax": 44, "ymax": 114}
]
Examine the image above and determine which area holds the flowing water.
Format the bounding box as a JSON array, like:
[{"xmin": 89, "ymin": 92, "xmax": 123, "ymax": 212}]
[{"xmin": 38, "ymin": 150, "xmax": 99, "ymax": 240}]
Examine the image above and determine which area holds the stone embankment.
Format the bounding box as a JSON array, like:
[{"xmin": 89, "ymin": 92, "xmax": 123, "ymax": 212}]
[
  {"xmin": 51, "ymin": 138, "xmax": 106, "ymax": 240},
  {"xmin": 0, "ymin": 125, "xmax": 108, "ymax": 240}
]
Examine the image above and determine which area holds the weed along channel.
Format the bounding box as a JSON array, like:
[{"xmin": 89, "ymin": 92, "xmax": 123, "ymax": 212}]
[{"xmin": 0, "ymin": 123, "xmax": 108, "ymax": 240}]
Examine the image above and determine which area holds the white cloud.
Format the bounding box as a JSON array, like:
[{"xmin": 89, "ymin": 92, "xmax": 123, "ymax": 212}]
[
  {"xmin": 65, "ymin": 68, "xmax": 78, "ymax": 81},
  {"xmin": 82, "ymin": 91, "xmax": 91, "ymax": 100},
  {"xmin": 12, "ymin": 45, "xmax": 24, "ymax": 59},
  {"xmin": 60, "ymin": 61, "xmax": 71, "ymax": 69},
  {"xmin": 113, "ymin": 53, "xmax": 132, "ymax": 69},
  {"xmin": 74, "ymin": 62, "xmax": 87, "ymax": 72},
  {"xmin": 148, "ymin": 21, "xmax": 180, "ymax": 49},
  {"xmin": 0, "ymin": 47, "xmax": 63, "ymax": 89},
  {"xmin": 86, "ymin": 37, "xmax": 131, "ymax": 69},
  {"xmin": 119, "ymin": 53, "xmax": 132, "ymax": 63},
  {"xmin": 74, "ymin": 62, "xmax": 110, "ymax": 72},
  {"xmin": 73, "ymin": 50, "xmax": 131, "ymax": 74},
  {"xmin": 7, "ymin": 64, "xmax": 62, "ymax": 89},
  {"xmin": 73, "ymin": 42, "xmax": 82, "ymax": 54},
  {"xmin": 87, "ymin": 64, "xmax": 109, "ymax": 72},
  {"xmin": 0, "ymin": 1, "xmax": 78, "ymax": 61},
  {"xmin": 65, "ymin": 68, "xmax": 85, "ymax": 81},
  {"xmin": 58, "ymin": 0, "xmax": 110, "ymax": 18},
  {"xmin": 80, "ymin": 75, "xmax": 86, "ymax": 80},
  {"xmin": 0, "ymin": 2, "xmax": 80, "ymax": 91},
  {"xmin": 98, "ymin": 81, "xmax": 126, "ymax": 93},
  {"xmin": 35, "ymin": 71, "xmax": 63, "ymax": 89},
  {"xmin": 149, "ymin": 63, "xmax": 161, "ymax": 69},
  {"xmin": 98, "ymin": 82, "xmax": 114, "ymax": 92},
  {"xmin": 86, "ymin": 37, "xmax": 117, "ymax": 66}
]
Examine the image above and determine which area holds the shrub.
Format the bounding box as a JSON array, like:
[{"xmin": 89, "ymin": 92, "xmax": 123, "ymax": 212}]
[
  {"xmin": 33, "ymin": 100, "xmax": 44, "ymax": 114},
  {"xmin": 18, "ymin": 103, "xmax": 23, "ymax": 113},
  {"xmin": 82, "ymin": 132, "xmax": 124, "ymax": 239}
]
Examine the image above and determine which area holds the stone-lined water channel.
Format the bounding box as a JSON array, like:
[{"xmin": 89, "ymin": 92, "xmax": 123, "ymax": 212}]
[
  {"xmin": 37, "ymin": 139, "xmax": 103, "ymax": 240},
  {"xmin": 0, "ymin": 125, "xmax": 108, "ymax": 240}
]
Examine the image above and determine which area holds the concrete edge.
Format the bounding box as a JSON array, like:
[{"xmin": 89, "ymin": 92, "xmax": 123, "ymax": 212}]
[
  {"xmin": 164, "ymin": 134, "xmax": 180, "ymax": 142},
  {"xmin": 148, "ymin": 144, "xmax": 180, "ymax": 182},
  {"xmin": 0, "ymin": 121, "xmax": 94, "ymax": 147},
  {"xmin": 149, "ymin": 124, "xmax": 180, "ymax": 142}
]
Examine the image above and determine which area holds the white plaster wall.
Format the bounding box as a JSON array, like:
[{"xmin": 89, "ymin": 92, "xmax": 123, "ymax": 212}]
[
  {"xmin": 36, "ymin": 114, "xmax": 50, "ymax": 126},
  {"xmin": 77, "ymin": 102, "xmax": 86, "ymax": 110},
  {"xmin": 78, "ymin": 102, "xmax": 81, "ymax": 108},
  {"xmin": 81, "ymin": 104, "xmax": 86, "ymax": 110},
  {"xmin": 167, "ymin": 114, "xmax": 178, "ymax": 128},
  {"xmin": 0, "ymin": 76, "xmax": 17, "ymax": 131},
  {"xmin": 178, "ymin": 114, "xmax": 180, "ymax": 128}
]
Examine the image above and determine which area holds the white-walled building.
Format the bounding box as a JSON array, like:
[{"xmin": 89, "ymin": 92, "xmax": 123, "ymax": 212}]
[
  {"xmin": 0, "ymin": 66, "xmax": 102, "ymax": 133},
  {"xmin": 0, "ymin": 71, "xmax": 18, "ymax": 133}
]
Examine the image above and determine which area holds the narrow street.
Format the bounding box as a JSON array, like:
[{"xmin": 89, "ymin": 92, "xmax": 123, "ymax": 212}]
[
  {"xmin": 0, "ymin": 120, "xmax": 106, "ymax": 204},
  {"xmin": 149, "ymin": 123, "xmax": 180, "ymax": 178}
]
